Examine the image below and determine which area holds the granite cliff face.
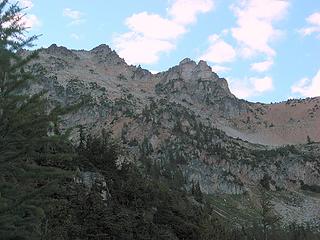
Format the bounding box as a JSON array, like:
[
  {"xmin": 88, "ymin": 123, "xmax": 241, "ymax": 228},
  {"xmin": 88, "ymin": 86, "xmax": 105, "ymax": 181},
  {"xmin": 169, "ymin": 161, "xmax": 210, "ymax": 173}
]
[{"xmin": 25, "ymin": 44, "xmax": 320, "ymax": 226}]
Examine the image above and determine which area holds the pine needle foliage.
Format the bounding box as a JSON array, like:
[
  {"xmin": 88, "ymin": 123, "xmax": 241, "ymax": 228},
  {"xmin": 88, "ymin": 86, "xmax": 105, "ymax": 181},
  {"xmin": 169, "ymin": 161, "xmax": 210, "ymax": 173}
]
[{"xmin": 0, "ymin": 1, "xmax": 73, "ymax": 239}]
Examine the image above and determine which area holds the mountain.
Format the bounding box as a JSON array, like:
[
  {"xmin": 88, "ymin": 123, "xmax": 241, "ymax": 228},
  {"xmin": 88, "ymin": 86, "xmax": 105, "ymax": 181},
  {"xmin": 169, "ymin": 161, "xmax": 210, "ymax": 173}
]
[
  {"xmin": 24, "ymin": 44, "xmax": 320, "ymax": 226},
  {"xmin": 26, "ymin": 44, "xmax": 320, "ymax": 146}
]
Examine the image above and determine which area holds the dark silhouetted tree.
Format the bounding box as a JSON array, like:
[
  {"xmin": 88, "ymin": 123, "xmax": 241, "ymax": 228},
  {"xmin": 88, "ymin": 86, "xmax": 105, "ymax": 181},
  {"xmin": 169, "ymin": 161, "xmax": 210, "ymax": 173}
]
[{"xmin": 0, "ymin": 1, "xmax": 72, "ymax": 239}]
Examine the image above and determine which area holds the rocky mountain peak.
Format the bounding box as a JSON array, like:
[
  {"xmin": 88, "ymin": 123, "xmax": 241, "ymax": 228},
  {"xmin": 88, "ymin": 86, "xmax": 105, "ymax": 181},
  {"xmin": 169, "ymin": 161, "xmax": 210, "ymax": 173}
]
[
  {"xmin": 197, "ymin": 60, "xmax": 211, "ymax": 72},
  {"xmin": 165, "ymin": 58, "xmax": 217, "ymax": 83},
  {"xmin": 45, "ymin": 44, "xmax": 76, "ymax": 58},
  {"xmin": 90, "ymin": 44, "xmax": 112, "ymax": 54},
  {"xmin": 195, "ymin": 60, "xmax": 218, "ymax": 80},
  {"xmin": 179, "ymin": 58, "xmax": 196, "ymax": 65},
  {"xmin": 89, "ymin": 44, "xmax": 125, "ymax": 65},
  {"xmin": 29, "ymin": 44, "xmax": 320, "ymax": 146}
]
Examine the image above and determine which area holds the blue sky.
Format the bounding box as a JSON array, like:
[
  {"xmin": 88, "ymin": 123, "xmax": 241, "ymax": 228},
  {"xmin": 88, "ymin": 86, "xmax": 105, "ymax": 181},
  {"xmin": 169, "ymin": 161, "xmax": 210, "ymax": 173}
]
[{"xmin": 19, "ymin": 0, "xmax": 320, "ymax": 103}]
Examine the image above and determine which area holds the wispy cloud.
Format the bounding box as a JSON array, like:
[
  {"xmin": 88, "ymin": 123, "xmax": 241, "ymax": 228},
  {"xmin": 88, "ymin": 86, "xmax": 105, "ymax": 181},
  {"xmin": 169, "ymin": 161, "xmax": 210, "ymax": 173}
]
[
  {"xmin": 63, "ymin": 8, "xmax": 85, "ymax": 25},
  {"xmin": 299, "ymin": 12, "xmax": 320, "ymax": 37},
  {"xmin": 250, "ymin": 59, "xmax": 274, "ymax": 72},
  {"xmin": 113, "ymin": 0, "xmax": 215, "ymax": 65},
  {"xmin": 291, "ymin": 70, "xmax": 320, "ymax": 97},
  {"xmin": 210, "ymin": 65, "xmax": 231, "ymax": 74},
  {"xmin": 70, "ymin": 33, "xmax": 80, "ymax": 40},
  {"xmin": 229, "ymin": 76, "xmax": 273, "ymax": 99}
]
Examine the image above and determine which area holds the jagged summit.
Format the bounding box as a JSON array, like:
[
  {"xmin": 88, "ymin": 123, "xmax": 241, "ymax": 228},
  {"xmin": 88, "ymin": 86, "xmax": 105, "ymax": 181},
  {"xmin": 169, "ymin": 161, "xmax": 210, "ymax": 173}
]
[
  {"xmin": 42, "ymin": 44, "xmax": 222, "ymax": 84},
  {"xmin": 89, "ymin": 44, "xmax": 126, "ymax": 65},
  {"xmin": 178, "ymin": 58, "xmax": 213, "ymax": 72},
  {"xmin": 46, "ymin": 44, "xmax": 76, "ymax": 57},
  {"xmin": 47, "ymin": 43, "xmax": 61, "ymax": 50},
  {"xmin": 179, "ymin": 58, "xmax": 195, "ymax": 65},
  {"xmin": 90, "ymin": 44, "xmax": 112, "ymax": 53},
  {"xmin": 197, "ymin": 60, "xmax": 212, "ymax": 72}
]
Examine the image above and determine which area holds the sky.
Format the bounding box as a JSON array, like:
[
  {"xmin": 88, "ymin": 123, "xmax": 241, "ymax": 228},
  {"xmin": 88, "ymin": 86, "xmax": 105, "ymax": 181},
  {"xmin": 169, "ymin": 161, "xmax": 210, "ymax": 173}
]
[{"xmin": 16, "ymin": 0, "xmax": 320, "ymax": 103}]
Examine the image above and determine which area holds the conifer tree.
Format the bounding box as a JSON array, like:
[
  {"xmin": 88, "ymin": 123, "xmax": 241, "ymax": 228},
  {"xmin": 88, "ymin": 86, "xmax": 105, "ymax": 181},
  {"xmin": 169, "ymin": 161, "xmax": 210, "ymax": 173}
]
[
  {"xmin": 0, "ymin": 1, "xmax": 73, "ymax": 239},
  {"xmin": 257, "ymin": 185, "xmax": 281, "ymax": 240}
]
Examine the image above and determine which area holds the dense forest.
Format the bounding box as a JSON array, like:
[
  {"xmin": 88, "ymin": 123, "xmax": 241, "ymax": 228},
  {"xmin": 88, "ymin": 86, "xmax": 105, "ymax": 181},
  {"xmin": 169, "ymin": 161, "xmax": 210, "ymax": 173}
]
[{"xmin": 0, "ymin": 1, "xmax": 319, "ymax": 239}]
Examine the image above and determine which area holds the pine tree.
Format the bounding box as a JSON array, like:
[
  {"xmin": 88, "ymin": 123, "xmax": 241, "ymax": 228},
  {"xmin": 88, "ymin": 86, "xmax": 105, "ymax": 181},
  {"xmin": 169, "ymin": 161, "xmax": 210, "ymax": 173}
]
[
  {"xmin": 191, "ymin": 181, "xmax": 203, "ymax": 202},
  {"xmin": 194, "ymin": 181, "xmax": 203, "ymax": 202},
  {"xmin": 0, "ymin": 1, "xmax": 73, "ymax": 239},
  {"xmin": 307, "ymin": 135, "xmax": 312, "ymax": 144},
  {"xmin": 257, "ymin": 186, "xmax": 281, "ymax": 240}
]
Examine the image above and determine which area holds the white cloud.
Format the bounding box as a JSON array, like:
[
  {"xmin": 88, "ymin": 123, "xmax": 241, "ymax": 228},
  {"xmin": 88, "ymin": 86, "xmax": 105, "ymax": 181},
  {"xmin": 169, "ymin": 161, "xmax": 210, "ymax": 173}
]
[
  {"xmin": 200, "ymin": 34, "xmax": 236, "ymax": 63},
  {"xmin": 250, "ymin": 59, "xmax": 273, "ymax": 72},
  {"xmin": 63, "ymin": 8, "xmax": 85, "ymax": 25},
  {"xmin": 231, "ymin": 0, "xmax": 289, "ymax": 58},
  {"xmin": 125, "ymin": 12, "xmax": 186, "ymax": 40},
  {"xmin": 22, "ymin": 14, "xmax": 41, "ymax": 28},
  {"xmin": 2, "ymin": 13, "xmax": 40, "ymax": 29},
  {"xmin": 63, "ymin": 8, "xmax": 82, "ymax": 20},
  {"xmin": 113, "ymin": 32, "xmax": 175, "ymax": 65},
  {"xmin": 113, "ymin": 0, "xmax": 215, "ymax": 65},
  {"xmin": 252, "ymin": 76, "xmax": 273, "ymax": 92},
  {"xmin": 3, "ymin": 12, "xmax": 40, "ymax": 29},
  {"xmin": 307, "ymin": 12, "xmax": 320, "ymax": 25},
  {"xmin": 6, "ymin": 0, "xmax": 40, "ymax": 28},
  {"xmin": 168, "ymin": 0, "xmax": 214, "ymax": 25},
  {"xmin": 291, "ymin": 70, "xmax": 320, "ymax": 97},
  {"xmin": 229, "ymin": 76, "xmax": 273, "ymax": 99},
  {"xmin": 200, "ymin": 0, "xmax": 288, "ymax": 73},
  {"xmin": 299, "ymin": 12, "xmax": 320, "ymax": 37},
  {"xmin": 210, "ymin": 65, "xmax": 231, "ymax": 74},
  {"xmin": 195, "ymin": 0, "xmax": 288, "ymax": 99}
]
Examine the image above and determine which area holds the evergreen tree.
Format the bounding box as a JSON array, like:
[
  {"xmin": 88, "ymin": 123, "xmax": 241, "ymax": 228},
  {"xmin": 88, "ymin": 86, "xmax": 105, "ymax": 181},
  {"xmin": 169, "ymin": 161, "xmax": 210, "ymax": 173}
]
[
  {"xmin": 0, "ymin": 1, "xmax": 73, "ymax": 239},
  {"xmin": 191, "ymin": 181, "xmax": 203, "ymax": 203},
  {"xmin": 307, "ymin": 135, "xmax": 312, "ymax": 144},
  {"xmin": 257, "ymin": 186, "xmax": 281, "ymax": 240}
]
